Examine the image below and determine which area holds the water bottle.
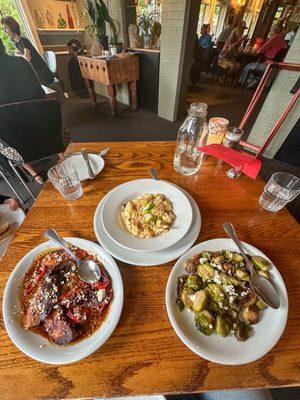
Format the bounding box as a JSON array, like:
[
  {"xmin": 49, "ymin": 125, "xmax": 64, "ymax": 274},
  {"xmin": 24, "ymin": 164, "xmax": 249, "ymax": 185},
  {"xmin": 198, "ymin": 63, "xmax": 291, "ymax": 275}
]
[{"xmin": 174, "ymin": 102, "xmax": 208, "ymax": 176}]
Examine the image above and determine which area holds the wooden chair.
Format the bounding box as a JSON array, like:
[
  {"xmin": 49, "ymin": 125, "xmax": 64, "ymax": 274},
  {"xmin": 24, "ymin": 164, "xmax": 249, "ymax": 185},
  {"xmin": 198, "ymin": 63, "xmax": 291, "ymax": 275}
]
[{"xmin": 0, "ymin": 99, "xmax": 66, "ymax": 204}]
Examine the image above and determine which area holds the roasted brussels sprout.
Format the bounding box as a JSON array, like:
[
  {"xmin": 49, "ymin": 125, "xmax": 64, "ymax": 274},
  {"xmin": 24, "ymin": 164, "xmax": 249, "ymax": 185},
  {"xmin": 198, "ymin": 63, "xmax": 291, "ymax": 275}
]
[
  {"xmin": 216, "ymin": 315, "xmax": 232, "ymax": 337},
  {"xmin": 181, "ymin": 288, "xmax": 194, "ymax": 309},
  {"xmin": 185, "ymin": 274, "xmax": 204, "ymax": 291},
  {"xmin": 232, "ymin": 253, "xmax": 244, "ymax": 263},
  {"xmin": 234, "ymin": 320, "xmax": 251, "ymax": 341},
  {"xmin": 197, "ymin": 263, "xmax": 214, "ymax": 281},
  {"xmin": 208, "ymin": 300, "xmax": 226, "ymax": 316},
  {"xmin": 242, "ymin": 306, "xmax": 260, "ymax": 325},
  {"xmin": 195, "ymin": 310, "xmax": 215, "ymax": 336},
  {"xmin": 191, "ymin": 290, "xmax": 207, "ymax": 312},
  {"xmin": 184, "ymin": 260, "xmax": 197, "ymax": 273},
  {"xmin": 256, "ymin": 298, "xmax": 268, "ymax": 310},
  {"xmin": 201, "ymin": 251, "xmax": 212, "ymax": 260},
  {"xmin": 257, "ymin": 270, "xmax": 270, "ymax": 280},
  {"xmin": 211, "ymin": 255, "xmax": 224, "ymax": 265},
  {"xmin": 220, "ymin": 273, "xmax": 239, "ymax": 286},
  {"xmin": 242, "ymin": 291, "xmax": 257, "ymax": 307},
  {"xmin": 252, "ymin": 255, "xmax": 270, "ymax": 271},
  {"xmin": 223, "ymin": 250, "xmax": 233, "ymax": 261},
  {"xmin": 206, "ymin": 284, "xmax": 225, "ymax": 303},
  {"xmin": 235, "ymin": 268, "xmax": 250, "ymax": 281},
  {"xmin": 176, "ymin": 298, "xmax": 185, "ymax": 312}
]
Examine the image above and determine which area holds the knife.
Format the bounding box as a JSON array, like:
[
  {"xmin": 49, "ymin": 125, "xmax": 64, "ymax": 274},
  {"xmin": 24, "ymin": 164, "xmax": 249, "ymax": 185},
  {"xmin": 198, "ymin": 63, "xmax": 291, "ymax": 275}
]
[{"xmin": 82, "ymin": 149, "xmax": 95, "ymax": 179}]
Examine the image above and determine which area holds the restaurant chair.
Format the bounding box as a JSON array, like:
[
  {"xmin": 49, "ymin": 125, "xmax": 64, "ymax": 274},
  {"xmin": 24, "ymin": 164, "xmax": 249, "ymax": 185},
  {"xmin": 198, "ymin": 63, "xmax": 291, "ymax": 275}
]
[{"xmin": 0, "ymin": 99, "xmax": 66, "ymax": 202}]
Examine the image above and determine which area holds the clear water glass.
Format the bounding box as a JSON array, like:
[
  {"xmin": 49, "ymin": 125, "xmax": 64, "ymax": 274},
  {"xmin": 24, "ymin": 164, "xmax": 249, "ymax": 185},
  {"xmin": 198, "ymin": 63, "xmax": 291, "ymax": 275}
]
[
  {"xmin": 259, "ymin": 172, "xmax": 300, "ymax": 212},
  {"xmin": 174, "ymin": 102, "xmax": 208, "ymax": 176},
  {"xmin": 48, "ymin": 160, "xmax": 83, "ymax": 200}
]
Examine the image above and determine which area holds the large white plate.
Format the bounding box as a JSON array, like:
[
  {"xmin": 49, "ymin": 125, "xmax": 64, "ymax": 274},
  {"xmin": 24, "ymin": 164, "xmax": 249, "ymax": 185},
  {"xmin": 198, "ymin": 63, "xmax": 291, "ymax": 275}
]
[
  {"xmin": 66, "ymin": 153, "xmax": 105, "ymax": 181},
  {"xmin": 3, "ymin": 237, "xmax": 123, "ymax": 365},
  {"xmin": 101, "ymin": 179, "xmax": 193, "ymax": 253},
  {"xmin": 166, "ymin": 239, "xmax": 288, "ymax": 365},
  {"xmin": 0, "ymin": 205, "xmax": 25, "ymax": 260},
  {"xmin": 94, "ymin": 186, "xmax": 201, "ymax": 266}
]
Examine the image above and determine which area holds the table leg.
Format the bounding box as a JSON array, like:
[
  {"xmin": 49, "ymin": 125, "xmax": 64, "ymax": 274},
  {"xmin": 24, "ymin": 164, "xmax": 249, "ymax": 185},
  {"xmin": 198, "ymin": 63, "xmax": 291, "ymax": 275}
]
[
  {"xmin": 129, "ymin": 80, "xmax": 138, "ymax": 110},
  {"xmin": 106, "ymin": 84, "xmax": 118, "ymax": 117},
  {"xmin": 85, "ymin": 79, "xmax": 97, "ymax": 107}
]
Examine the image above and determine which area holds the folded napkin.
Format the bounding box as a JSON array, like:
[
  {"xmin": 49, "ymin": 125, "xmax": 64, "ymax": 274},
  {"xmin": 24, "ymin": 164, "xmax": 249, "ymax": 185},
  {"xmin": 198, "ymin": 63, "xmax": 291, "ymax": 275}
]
[{"xmin": 197, "ymin": 144, "xmax": 261, "ymax": 179}]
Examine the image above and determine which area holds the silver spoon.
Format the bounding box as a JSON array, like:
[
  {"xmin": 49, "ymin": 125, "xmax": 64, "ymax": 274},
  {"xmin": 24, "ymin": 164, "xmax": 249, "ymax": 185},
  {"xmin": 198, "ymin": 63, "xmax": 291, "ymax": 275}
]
[
  {"xmin": 44, "ymin": 229, "xmax": 101, "ymax": 284},
  {"xmin": 149, "ymin": 168, "xmax": 159, "ymax": 180},
  {"xmin": 223, "ymin": 222, "xmax": 280, "ymax": 309}
]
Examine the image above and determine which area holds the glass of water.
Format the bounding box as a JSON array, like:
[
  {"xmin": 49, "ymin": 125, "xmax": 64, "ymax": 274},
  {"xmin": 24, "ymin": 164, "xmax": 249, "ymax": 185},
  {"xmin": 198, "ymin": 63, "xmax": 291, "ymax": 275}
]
[
  {"xmin": 259, "ymin": 172, "xmax": 300, "ymax": 212},
  {"xmin": 48, "ymin": 160, "xmax": 83, "ymax": 200}
]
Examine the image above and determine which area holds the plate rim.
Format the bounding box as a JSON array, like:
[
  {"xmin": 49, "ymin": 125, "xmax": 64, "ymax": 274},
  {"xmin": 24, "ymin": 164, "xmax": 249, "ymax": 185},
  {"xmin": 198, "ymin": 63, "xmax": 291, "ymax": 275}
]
[
  {"xmin": 166, "ymin": 238, "xmax": 289, "ymax": 365},
  {"xmin": 100, "ymin": 178, "xmax": 193, "ymax": 253},
  {"xmin": 3, "ymin": 237, "xmax": 124, "ymax": 365}
]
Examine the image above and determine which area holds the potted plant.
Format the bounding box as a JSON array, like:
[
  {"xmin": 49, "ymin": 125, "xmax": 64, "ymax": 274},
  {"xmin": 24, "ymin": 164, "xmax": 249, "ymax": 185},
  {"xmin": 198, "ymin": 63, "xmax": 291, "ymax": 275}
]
[
  {"xmin": 137, "ymin": 10, "xmax": 160, "ymax": 49},
  {"xmin": 85, "ymin": 0, "xmax": 122, "ymax": 53}
]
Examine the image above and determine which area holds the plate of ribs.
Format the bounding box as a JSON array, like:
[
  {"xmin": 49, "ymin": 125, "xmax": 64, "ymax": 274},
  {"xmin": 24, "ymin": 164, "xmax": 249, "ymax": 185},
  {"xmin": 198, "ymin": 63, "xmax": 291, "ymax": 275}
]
[{"xmin": 3, "ymin": 237, "xmax": 123, "ymax": 364}]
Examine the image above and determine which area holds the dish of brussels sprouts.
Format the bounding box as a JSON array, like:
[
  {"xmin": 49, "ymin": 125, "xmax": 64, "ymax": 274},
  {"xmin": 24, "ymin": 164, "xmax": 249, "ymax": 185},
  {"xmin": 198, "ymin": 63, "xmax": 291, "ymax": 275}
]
[
  {"xmin": 166, "ymin": 239, "xmax": 288, "ymax": 365},
  {"xmin": 176, "ymin": 250, "xmax": 272, "ymax": 341}
]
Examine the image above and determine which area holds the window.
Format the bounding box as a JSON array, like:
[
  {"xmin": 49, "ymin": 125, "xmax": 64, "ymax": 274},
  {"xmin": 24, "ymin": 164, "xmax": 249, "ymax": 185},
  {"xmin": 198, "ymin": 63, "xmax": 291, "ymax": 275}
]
[{"xmin": 0, "ymin": 0, "xmax": 24, "ymax": 54}]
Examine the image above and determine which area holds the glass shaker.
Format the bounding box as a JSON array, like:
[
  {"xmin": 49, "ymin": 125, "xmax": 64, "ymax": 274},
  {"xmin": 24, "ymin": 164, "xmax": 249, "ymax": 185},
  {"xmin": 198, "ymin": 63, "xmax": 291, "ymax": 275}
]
[{"xmin": 174, "ymin": 102, "xmax": 208, "ymax": 176}]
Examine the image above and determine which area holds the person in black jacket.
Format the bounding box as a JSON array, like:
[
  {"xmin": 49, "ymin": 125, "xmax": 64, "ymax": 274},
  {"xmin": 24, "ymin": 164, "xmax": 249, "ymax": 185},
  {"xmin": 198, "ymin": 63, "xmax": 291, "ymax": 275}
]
[
  {"xmin": 1, "ymin": 15, "xmax": 54, "ymax": 86},
  {"xmin": 0, "ymin": 38, "xmax": 44, "ymax": 183},
  {"xmin": 0, "ymin": 38, "xmax": 45, "ymax": 106}
]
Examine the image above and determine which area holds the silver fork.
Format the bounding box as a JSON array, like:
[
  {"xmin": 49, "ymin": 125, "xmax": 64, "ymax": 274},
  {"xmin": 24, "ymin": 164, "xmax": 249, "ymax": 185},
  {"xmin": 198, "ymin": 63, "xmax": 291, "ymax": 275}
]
[{"xmin": 149, "ymin": 168, "xmax": 159, "ymax": 180}]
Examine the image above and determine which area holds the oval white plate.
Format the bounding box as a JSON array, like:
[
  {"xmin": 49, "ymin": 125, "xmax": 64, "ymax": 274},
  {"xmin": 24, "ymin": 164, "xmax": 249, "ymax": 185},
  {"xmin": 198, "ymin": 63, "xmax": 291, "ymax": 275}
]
[
  {"xmin": 0, "ymin": 205, "xmax": 25, "ymax": 260},
  {"xmin": 66, "ymin": 153, "xmax": 104, "ymax": 181},
  {"xmin": 166, "ymin": 238, "xmax": 288, "ymax": 365},
  {"xmin": 101, "ymin": 179, "xmax": 193, "ymax": 253},
  {"xmin": 94, "ymin": 185, "xmax": 201, "ymax": 266},
  {"xmin": 3, "ymin": 237, "xmax": 123, "ymax": 365}
]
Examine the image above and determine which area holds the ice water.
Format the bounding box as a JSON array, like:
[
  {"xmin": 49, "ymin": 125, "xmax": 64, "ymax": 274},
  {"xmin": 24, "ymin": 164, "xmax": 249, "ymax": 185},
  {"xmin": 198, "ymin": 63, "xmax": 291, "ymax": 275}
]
[
  {"xmin": 174, "ymin": 144, "xmax": 203, "ymax": 176},
  {"xmin": 259, "ymin": 191, "xmax": 287, "ymax": 212}
]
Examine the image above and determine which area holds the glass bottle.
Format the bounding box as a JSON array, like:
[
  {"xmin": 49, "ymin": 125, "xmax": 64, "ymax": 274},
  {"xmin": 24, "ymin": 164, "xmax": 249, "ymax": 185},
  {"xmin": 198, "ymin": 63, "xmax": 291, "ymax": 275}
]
[
  {"xmin": 174, "ymin": 102, "xmax": 208, "ymax": 176},
  {"xmin": 66, "ymin": 5, "xmax": 75, "ymax": 29}
]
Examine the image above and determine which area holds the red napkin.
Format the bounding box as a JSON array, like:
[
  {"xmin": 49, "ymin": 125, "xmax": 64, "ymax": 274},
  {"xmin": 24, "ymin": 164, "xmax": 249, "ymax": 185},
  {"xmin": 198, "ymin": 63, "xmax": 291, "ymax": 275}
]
[{"xmin": 197, "ymin": 144, "xmax": 261, "ymax": 179}]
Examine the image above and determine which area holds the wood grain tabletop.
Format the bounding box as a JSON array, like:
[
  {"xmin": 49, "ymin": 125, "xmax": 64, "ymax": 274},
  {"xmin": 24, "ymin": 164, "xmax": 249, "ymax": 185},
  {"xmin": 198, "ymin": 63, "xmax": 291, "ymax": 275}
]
[{"xmin": 0, "ymin": 141, "xmax": 299, "ymax": 400}]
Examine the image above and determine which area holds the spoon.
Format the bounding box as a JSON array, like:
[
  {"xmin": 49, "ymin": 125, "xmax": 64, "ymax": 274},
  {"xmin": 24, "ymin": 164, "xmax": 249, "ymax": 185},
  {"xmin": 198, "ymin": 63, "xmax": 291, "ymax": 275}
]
[
  {"xmin": 149, "ymin": 168, "xmax": 159, "ymax": 180},
  {"xmin": 223, "ymin": 222, "xmax": 280, "ymax": 309},
  {"xmin": 44, "ymin": 229, "xmax": 101, "ymax": 284}
]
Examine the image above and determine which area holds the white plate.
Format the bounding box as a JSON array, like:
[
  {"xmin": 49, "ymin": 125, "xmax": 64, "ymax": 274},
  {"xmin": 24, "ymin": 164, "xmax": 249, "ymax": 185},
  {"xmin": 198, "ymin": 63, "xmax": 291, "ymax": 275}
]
[
  {"xmin": 0, "ymin": 205, "xmax": 25, "ymax": 260},
  {"xmin": 66, "ymin": 153, "xmax": 105, "ymax": 181},
  {"xmin": 94, "ymin": 186, "xmax": 201, "ymax": 266},
  {"xmin": 166, "ymin": 239, "xmax": 288, "ymax": 365},
  {"xmin": 101, "ymin": 179, "xmax": 193, "ymax": 253},
  {"xmin": 3, "ymin": 237, "xmax": 123, "ymax": 365}
]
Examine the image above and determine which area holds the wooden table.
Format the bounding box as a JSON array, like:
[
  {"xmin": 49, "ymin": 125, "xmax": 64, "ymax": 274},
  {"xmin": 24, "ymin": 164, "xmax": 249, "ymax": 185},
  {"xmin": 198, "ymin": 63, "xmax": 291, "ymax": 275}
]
[
  {"xmin": 78, "ymin": 55, "xmax": 139, "ymax": 116},
  {"xmin": 0, "ymin": 141, "xmax": 300, "ymax": 400}
]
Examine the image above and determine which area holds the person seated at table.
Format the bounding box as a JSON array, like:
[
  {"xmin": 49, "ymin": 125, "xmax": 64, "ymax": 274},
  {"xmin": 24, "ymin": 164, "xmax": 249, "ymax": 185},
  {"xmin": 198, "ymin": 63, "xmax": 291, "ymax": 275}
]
[
  {"xmin": 218, "ymin": 18, "xmax": 248, "ymax": 83},
  {"xmin": 0, "ymin": 38, "xmax": 45, "ymax": 184},
  {"xmin": 239, "ymin": 23, "xmax": 286, "ymax": 88},
  {"xmin": 199, "ymin": 24, "xmax": 212, "ymax": 49},
  {"xmin": 0, "ymin": 196, "xmax": 20, "ymax": 211},
  {"xmin": 0, "ymin": 38, "xmax": 45, "ymax": 105},
  {"xmin": 216, "ymin": 14, "xmax": 235, "ymax": 53},
  {"xmin": 1, "ymin": 15, "xmax": 54, "ymax": 86}
]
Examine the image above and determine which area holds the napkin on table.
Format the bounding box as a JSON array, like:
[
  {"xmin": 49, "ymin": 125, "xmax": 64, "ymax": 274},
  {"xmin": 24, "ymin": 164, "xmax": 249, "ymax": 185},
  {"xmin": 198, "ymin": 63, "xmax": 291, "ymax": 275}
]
[{"xmin": 197, "ymin": 144, "xmax": 261, "ymax": 179}]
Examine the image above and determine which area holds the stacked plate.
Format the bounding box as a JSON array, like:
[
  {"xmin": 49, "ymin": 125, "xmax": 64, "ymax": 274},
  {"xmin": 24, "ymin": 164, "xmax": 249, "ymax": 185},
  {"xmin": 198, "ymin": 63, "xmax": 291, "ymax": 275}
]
[{"xmin": 93, "ymin": 179, "xmax": 201, "ymax": 266}]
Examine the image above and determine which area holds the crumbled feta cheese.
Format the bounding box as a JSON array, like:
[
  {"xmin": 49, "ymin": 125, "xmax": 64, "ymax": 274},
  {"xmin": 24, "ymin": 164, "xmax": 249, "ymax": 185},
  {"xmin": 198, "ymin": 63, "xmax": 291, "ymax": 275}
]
[
  {"xmin": 209, "ymin": 324, "xmax": 213, "ymax": 329},
  {"xmin": 199, "ymin": 257, "xmax": 208, "ymax": 264},
  {"xmin": 97, "ymin": 289, "xmax": 106, "ymax": 302},
  {"xmin": 212, "ymin": 271, "xmax": 221, "ymax": 285},
  {"xmin": 189, "ymin": 293, "xmax": 196, "ymax": 302}
]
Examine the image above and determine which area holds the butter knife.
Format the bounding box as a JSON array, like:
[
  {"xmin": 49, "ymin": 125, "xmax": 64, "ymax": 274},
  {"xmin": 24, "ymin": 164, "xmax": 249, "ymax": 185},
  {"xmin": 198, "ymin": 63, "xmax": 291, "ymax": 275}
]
[{"xmin": 82, "ymin": 149, "xmax": 95, "ymax": 179}]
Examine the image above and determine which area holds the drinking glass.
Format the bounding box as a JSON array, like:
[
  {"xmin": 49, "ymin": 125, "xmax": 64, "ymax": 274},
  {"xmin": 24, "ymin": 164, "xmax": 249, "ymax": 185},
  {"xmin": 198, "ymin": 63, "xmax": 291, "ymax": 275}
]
[
  {"xmin": 207, "ymin": 117, "xmax": 229, "ymax": 145},
  {"xmin": 259, "ymin": 172, "xmax": 300, "ymax": 212},
  {"xmin": 48, "ymin": 161, "xmax": 83, "ymax": 200},
  {"xmin": 223, "ymin": 127, "xmax": 244, "ymax": 149}
]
